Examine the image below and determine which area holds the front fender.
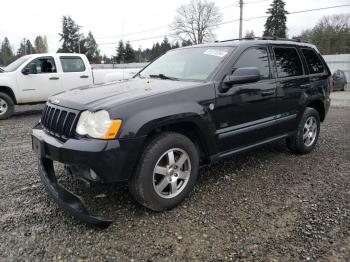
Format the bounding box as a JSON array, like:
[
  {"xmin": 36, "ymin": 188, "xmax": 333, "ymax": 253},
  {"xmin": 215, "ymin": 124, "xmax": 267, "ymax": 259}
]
[
  {"xmin": 0, "ymin": 72, "xmax": 19, "ymax": 103},
  {"xmin": 119, "ymin": 101, "xmax": 217, "ymax": 156}
]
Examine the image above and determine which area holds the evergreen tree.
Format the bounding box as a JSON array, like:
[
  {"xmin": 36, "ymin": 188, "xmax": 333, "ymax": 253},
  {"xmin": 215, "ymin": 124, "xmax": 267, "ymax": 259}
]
[
  {"xmin": 84, "ymin": 31, "xmax": 101, "ymax": 63},
  {"xmin": 16, "ymin": 38, "xmax": 36, "ymax": 58},
  {"xmin": 181, "ymin": 39, "xmax": 192, "ymax": 47},
  {"xmin": 101, "ymin": 54, "xmax": 112, "ymax": 64},
  {"xmin": 299, "ymin": 14, "xmax": 350, "ymax": 54},
  {"xmin": 245, "ymin": 30, "xmax": 255, "ymax": 38},
  {"xmin": 124, "ymin": 41, "xmax": 135, "ymax": 63},
  {"xmin": 17, "ymin": 39, "xmax": 27, "ymax": 57},
  {"xmin": 263, "ymin": 0, "xmax": 288, "ymax": 38},
  {"xmin": 17, "ymin": 39, "xmax": 35, "ymax": 57},
  {"xmin": 172, "ymin": 41, "xmax": 180, "ymax": 49},
  {"xmin": 142, "ymin": 47, "xmax": 152, "ymax": 62},
  {"xmin": 57, "ymin": 16, "xmax": 81, "ymax": 53},
  {"xmin": 34, "ymin": 35, "xmax": 48, "ymax": 53},
  {"xmin": 110, "ymin": 38, "xmax": 193, "ymax": 64},
  {"xmin": 160, "ymin": 37, "xmax": 172, "ymax": 54},
  {"xmin": 0, "ymin": 37, "xmax": 15, "ymax": 66},
  {"xmin": 136, "ymin": 47, "xmax": 143, "ymax": 62},
  {"xmin": 116, "ymin": 40, "xmax": 125, "ymax": 63},
  {"xmin": 151, "ymin": 42, "xmax": 161, "ymax": 60},
  {"xmin": 25, "ymin": 40, "xmax": 35, "ymax": 54}
]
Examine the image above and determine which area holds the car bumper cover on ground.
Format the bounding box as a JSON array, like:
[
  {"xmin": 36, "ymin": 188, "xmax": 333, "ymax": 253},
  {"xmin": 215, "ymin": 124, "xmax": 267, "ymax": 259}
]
[{"xmin": 32, "ymin": 124, "xmax": 144, "ymax": 228}]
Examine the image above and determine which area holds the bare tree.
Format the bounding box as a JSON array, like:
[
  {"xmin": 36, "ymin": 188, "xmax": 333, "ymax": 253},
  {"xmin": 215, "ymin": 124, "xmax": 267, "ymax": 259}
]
[{"xmin": 171, "ymin": 0, "xmax": 222, "ymax": 44}]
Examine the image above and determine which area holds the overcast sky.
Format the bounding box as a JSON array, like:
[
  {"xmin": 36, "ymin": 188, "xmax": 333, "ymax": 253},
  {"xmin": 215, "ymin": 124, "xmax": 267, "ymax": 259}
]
[{"xmin": 1, "ymin": 0, "xmax": 349, "ymax": 56}]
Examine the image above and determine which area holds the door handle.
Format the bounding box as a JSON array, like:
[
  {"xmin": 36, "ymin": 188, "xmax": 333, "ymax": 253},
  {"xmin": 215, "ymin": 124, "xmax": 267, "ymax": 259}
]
[
  {"xmin": 261, "ymin": 90, "xmax": 275, "ymax": 96},
  {"xmin": 300, "ymin": 84, "xmax": 311, "ymax": 88},
  {"xmin": 49, "ymin": 77, "xmax": 59, "ymax": 80},
  {"xmin": 80, "ymin": 75, "xmax": 89, "ymax": 78}
]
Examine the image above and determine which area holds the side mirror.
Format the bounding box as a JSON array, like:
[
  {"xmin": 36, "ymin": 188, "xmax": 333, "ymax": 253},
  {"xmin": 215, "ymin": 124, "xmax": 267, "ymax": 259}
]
[
  {"xmin": 221, "ymin": 67, "xmax": 260, "ymax": 91},
  {"xmin": 22, "ymin": 63, "xmax": 37, "ymax": 75}
]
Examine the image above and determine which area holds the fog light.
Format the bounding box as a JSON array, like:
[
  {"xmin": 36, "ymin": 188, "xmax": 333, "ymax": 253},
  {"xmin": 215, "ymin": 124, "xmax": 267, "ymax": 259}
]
[{"xmin": 90, "ymin": 169, "xmax": 98, "ymax": 180}]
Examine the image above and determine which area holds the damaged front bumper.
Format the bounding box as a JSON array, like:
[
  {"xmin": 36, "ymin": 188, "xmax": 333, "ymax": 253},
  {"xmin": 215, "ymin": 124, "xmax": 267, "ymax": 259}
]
[
  {"xmin": 31, "ymin": 124, "xmax": 144, "ymax": 228},
  {"xmin": 37, "ymin": 156, "xmax": 112, "ymax": 228}
]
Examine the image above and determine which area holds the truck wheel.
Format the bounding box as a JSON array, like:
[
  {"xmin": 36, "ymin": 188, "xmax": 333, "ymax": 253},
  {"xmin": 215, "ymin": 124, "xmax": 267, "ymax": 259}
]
[
  {"xmin": 129, "ymin": 132, "xmax": 199, "ymax": 211},
  {"xmin": 0, "ymin": 92, "xmax": 14, "ymax": 120},
  {"xmin": 286, "ymin": 107, "xmax": 320, "ymax": 154}
]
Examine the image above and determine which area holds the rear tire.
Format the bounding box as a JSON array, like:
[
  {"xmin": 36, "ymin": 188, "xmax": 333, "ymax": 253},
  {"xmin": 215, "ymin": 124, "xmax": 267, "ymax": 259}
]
[
  {"xmin": 0, "ymin": 92, "xmax": 14, "ymax": 120},
  {"xmin": 129, "ymin": 132, "xmax": 199, "ymax": 211},
  {"xmin": 286, "ymin": 107, "xmax": 320, "ymax": 154}
]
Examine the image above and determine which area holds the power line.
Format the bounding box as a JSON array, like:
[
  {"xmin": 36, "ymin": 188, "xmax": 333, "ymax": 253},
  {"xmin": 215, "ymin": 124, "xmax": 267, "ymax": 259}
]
[
  {"xmin": 244, "ymin": 0, "xmax": 270, "ymax": 4},
  {"xmin": 220, "ymin": 4, "xmax": 235, "ymax": 10},
  {"xmin": 96, "ymin": 25, "xmax": 168, "ymax": 40},
  {"xmin": 243, "ymin": 4, "xmax": 350, "ymax": 21},
  {"xmin": 97, "ymin": 2, "xmax": 242, "ymax": 40},
  {"xmin": 99, "ymin": 34, "xmax": 177, "ymax": 46},
  {"xmin": 236, "ymin": 0, "xmax": 270, "ymax": 36},
  {"xmin": 285, "ymin": 5, "xmax": 350, "ymax": 15},
  {"xmin": 233, "ymin": 0, "xmax": 270, "ymax": 7},
  {"xmin": 96, "ymin": 1, "xmax": 271, "ymax": 41},
  {"xmin": 98, "ymin": 4, "xmax": 350, "ymax": 46}
]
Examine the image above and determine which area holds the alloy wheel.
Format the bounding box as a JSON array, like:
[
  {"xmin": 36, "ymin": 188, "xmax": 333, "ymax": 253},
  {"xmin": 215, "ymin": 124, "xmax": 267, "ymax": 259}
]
[
  {"xmin": 153, "ymin": 148, "xmax": 191, "ymax": 199},
  {"xmin": 0, "ymin": 98, "xmax": 8, "ymax": 116},
  {"xmin": 303, "ymin": 116, "xmax": 317, "ymax": 147}
]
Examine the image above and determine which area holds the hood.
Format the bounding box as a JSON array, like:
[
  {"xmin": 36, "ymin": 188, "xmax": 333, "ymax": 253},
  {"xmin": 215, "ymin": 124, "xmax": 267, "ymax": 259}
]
[
  {"xmin": 49, "ymin": 77, "xmax": 202, "ymax": 111},
  {"xmin": 0, "ymin": 72, "xmax": 14, "ymax": 83},
  {"xmin": 0, "ymin": 71, "xmax": 12, "ymax": 78}
]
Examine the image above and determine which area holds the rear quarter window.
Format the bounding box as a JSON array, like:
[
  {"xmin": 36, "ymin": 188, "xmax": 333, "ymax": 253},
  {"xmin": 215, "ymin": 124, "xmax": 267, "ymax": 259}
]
[
  {"xmin": 301, "ymin": 48, "xmax": 325, "ymax": 74},
  {"xmin": 60, "ymin": 57, "xmax": 86, "ymax": 72},
  {"xmin": 273, "ymin": 47, "xmax": 303, "ymax": 78}
]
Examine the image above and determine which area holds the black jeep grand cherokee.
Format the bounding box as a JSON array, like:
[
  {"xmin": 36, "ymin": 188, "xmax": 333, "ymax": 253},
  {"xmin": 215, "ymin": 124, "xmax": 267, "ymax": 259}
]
[{"xmin": 32, "ymin": 38, "xmax": 332, "ymax": 227}]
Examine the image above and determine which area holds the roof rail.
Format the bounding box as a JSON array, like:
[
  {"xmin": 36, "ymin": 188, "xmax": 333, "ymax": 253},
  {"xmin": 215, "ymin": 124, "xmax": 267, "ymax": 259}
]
[
  {"xmin": 260, "ymin": 36, "xmax": 307, "ymax": 42},
  {"xmin": 215, "ymin": 37, "xmax": 261, "ymax": 43},
  {"xmin": 215, "ymin": 36, "xmax": 309, "ymax": 43}
]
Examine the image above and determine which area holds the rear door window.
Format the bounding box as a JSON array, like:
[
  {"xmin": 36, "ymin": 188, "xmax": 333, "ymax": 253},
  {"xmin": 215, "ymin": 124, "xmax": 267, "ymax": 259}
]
[
  {"xmin": 234, "ymin": 47, "xmax": 270, "ymax": 80},
  {"xmin": 301, "ymin": 48, "xmax": 325, "ymax": 74},
  {"xmin": 60, "ymin": 57, "xmax": 86, "ymax": 72},
  {"xmin": 273, "ymin": 47, "xmax": 303, "ymax": 78}
]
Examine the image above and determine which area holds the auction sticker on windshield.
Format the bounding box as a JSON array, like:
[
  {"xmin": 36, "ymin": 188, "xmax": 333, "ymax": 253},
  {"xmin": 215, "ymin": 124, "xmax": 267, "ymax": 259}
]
[{"xmin": 203, "ymin": 49, "xmax": 228, "ymax": 57}]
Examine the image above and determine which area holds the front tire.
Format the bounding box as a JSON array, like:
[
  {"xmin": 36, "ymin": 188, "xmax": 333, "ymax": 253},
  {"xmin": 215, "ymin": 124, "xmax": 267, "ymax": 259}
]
[
  {"xmin": 129, "ymin": 132, "xmax": 199, "ymax": 211},
  {"xmin": 286, "ymin": 107, "xmax": 320, "ymax": 154},
  {"xmin": 0, "ymin": 92, "xmax": 14, "ymax": 120}
]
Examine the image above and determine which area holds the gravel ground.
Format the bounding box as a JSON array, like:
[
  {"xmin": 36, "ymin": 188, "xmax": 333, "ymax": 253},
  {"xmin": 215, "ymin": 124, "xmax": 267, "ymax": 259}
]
[
  {"xmin": 331, "ymin": 90, "xmax": 350, "ymax": 107},
  {"xmin": 0, "ymin": 93, "xmax": 349, "ymax": 261}
]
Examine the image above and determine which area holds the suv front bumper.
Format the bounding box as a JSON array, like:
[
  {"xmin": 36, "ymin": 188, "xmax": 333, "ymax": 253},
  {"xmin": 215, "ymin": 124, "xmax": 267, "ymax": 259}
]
[{"xmin": 31, "ymin": 123, "xmax": 145, "ymax": 227}]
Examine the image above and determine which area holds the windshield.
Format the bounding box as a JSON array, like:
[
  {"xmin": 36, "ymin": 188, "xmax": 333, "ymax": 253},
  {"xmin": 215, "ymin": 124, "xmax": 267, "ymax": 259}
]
[
  {"xmin": 4, "ymin": 56, "xmax": 31, "ymax": 72},
  {"xmin": 139, "ymin": 47, "xmax": 233, "ymax": 81}
]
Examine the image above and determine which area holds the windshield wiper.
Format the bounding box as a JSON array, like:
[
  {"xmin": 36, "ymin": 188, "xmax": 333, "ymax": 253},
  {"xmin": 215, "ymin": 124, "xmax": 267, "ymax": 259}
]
[{"xmin": 149, "ymin": 74, "xmax": 179, "ymax": 81}]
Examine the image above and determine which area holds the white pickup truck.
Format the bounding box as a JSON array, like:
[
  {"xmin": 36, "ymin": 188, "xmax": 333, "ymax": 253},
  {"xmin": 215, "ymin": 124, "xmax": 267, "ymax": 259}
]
[{"xmin": 0, "ymin": 53, "xmax": 139, "ymax": 119}]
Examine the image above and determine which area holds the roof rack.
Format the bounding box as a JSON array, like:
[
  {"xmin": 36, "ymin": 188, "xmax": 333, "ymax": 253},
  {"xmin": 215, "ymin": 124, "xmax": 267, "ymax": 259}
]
[
  {"xmin": 215, "ymin": 36, "xmax": 308, "ymax": 43},
  {"xmin": 215, "ymin": 37, "xmax": 260, "ymax": 42}
]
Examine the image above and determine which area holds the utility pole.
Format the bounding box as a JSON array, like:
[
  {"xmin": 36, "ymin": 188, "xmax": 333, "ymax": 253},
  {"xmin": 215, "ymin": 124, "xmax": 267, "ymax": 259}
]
[{"xmin": 239, "ymin": 0, "xmax": 243, "ymax": 39}]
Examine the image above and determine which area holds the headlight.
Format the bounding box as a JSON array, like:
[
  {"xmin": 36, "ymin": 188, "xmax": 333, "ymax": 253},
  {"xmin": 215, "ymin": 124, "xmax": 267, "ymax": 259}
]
[{"xmin": 76, "ymin": 110, "xmax": 122, "ymax": 139}]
